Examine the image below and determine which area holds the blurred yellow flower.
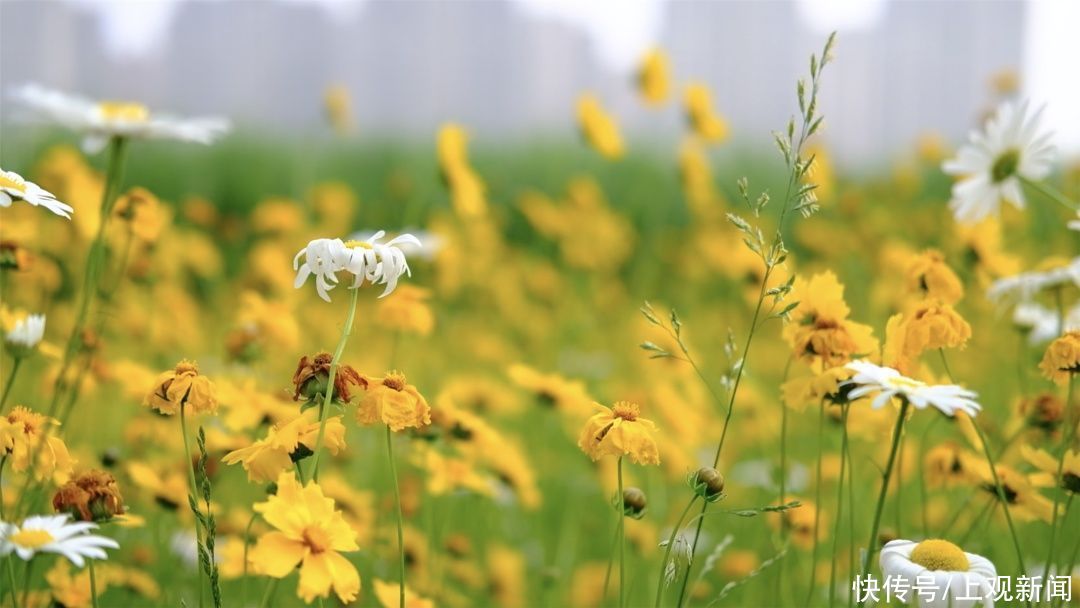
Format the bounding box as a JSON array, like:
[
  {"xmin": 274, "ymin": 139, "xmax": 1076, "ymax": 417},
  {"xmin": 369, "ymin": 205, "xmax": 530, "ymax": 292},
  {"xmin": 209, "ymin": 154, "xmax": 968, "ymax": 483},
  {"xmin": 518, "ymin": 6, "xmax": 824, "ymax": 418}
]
[
  {"xmin": 1, "ymin": 406, "xmax": 75, "ymax": 481},
  {"xmin": 323, "ymin": 84, "xmax": 355, "ymax": 135},
  {"xmin": 222, "ymin": 412, "xmax": 347, "ymax": 483},
  {"xmin": 377, "ymin": 285, "xmax": 435, "ymax": 336},
  {"xmin": 1039, "ymin": 330, "xmax": 1080, "ymax": 383},
  {"xmin": 783, "ymin": 271, "xmax": 877, "ymax": 367},
  {"xmin": 683, "ymin": 82, "xmax": 729, "ymax": 143},
  {"xmin": 905, "ymin": 249, "xmax": 964, "ymax": 304},
  {"xmin": 373, "ymin": 579, "xmax": 433, "ymax": 608},
  {"xmin": 356, "ymin": 371, "xmax": 432, "ymax": 431},
  {"xmin": 636, "ymin": 47, "xmax": 671, "ymax": 106},
  {"xmin": 576, "ymin": 93, "xmax": 624, "ymax": 159}
]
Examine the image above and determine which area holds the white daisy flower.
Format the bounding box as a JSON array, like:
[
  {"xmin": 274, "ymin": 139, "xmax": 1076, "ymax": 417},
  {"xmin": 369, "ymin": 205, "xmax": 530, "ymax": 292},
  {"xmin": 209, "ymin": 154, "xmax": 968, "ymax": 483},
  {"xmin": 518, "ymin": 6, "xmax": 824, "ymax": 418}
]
[
  {"xmin": 0, "ymin": 168, "xmax": 73, "ymax": 219},
  {"xmin": 293, "ymin": 230, "xmax": 421, "ymax": 302},
  {"xmin": 843, "ymin": 360, "xmax": 981, "ymax": 418},
  {"xmin": 986, "ymin": 258, "xmax": 1080, "ymax": 306},
  {"xmin": 1013, "ymin": 301, "xmax": 1080, "ymax": 345},
  {"xmin": 942, "ymin": 100, "xmax": 1055, "ymax": 224},
  {"xmin": 880, "ymin": 539, "xmax": 996, "ymax": 607},
  {"xmin": 10, "ymin": 84, "xmax": 230, "ymax": 154},
  {"xmin": 4, "ymin": 313, "xmax": 45, "ymax": 351},
  {"xmin": 0, "ymin": 514, "xmax": 119, "ymax": 567}
]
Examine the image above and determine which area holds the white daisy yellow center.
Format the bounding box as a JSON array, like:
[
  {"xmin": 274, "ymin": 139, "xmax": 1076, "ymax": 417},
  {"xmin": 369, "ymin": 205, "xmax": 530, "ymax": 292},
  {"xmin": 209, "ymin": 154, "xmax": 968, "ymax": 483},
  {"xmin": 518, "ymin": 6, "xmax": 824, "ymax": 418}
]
[
  {"xmin": 885, "ymin": 376, "xmax": 926, "ymax": 391},
  {"xmin": 910, "ymin": 539, "xmax": 969, "ymax": 571},
  {"xmin": 9, "ymin": 528, "xmax": 55, "ymax": 549},
  {"xmin": 97, "ymin": 101, "xmax": 149, "ymax": 123},
  {"xmin": 343, "ymin": 239, "xmax": 373, "ymax": 250},
  {"xmin": 0, "ymin": 172, "xmax": 26, "ymax": 194}
]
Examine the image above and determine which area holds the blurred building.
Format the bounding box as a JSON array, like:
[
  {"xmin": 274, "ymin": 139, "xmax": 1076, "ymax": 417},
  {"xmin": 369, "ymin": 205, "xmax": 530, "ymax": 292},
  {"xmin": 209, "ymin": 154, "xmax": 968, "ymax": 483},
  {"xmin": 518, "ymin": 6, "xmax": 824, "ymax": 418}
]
[{"xmin": 0, "ymin": 0, "xmax": 1026, "ymax": 163}]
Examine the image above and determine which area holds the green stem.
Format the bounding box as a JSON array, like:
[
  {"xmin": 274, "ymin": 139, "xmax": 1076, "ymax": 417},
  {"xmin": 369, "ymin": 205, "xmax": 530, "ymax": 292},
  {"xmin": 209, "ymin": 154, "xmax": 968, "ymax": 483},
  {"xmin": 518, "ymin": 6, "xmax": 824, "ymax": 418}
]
[
  {"xmin": 241, "ymin": 512, "xmax": 257, "ymax": 606},
  {"xmin": 805, "ymin": 399, "xmax": 825, "ymax": 605},
  {"xmin": 179, "ymin": 403, "xmax": 205, "ymax": 608},
  {"xmin": 258, "ymin": 577, "xmax": 279, "ymax": 608},
  {"xmin": 88, "ymin": 560, "xmax": 99, "ymax": 608},
  {"xmin": 385, "ymin": 425, "xmax": 406, "ymax": 608},
  {"xmin": 5, "ymin": 555, "xmax": 19, "ymax": 608},
  {"xmin": 602, "ymin": 523, "xmax": 619, "ymax": 602},
  {"xmin": 1043, "ymin": 373, "xmax": 1076, "ymax": 588},
  {"xmin": 616, "ymin": 457, "xmax": 625, "ymax": 608},
  {"xmin": 971, "ymin": 421, "xmax": 1031, "ymax": 608},
  {"xmin": 310, "ymin": 287, "xmax": 360, "ymax": 481},
  {"xmin": 828, "ymin": 402, "xmax": 850, "ymax": 608},
  {"xmin": 857, "ymin": 399, "xmax": 909, "ymax": 603},
  {"xmin": 655, "ymin": 496, "xmax": 698, "ymax": 608},
  {"xmin": 1020, "ymin": 175, "xmax": 1080, "ymax": 213},
  {"xmin": 0, "ymin": 358, "xmax": 22, "ymax": 414},
  {"xmin": 48, "ymin": 136, "xmax": 128, "ymax": 418}
]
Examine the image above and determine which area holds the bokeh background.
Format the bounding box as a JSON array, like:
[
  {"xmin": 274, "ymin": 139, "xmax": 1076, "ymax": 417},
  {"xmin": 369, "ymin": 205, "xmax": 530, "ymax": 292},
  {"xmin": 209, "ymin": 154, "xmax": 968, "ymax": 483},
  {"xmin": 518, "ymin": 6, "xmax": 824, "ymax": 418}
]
[{"xmin": 3, "ymin": 0, "xmax": 1079, "ymax": 165}]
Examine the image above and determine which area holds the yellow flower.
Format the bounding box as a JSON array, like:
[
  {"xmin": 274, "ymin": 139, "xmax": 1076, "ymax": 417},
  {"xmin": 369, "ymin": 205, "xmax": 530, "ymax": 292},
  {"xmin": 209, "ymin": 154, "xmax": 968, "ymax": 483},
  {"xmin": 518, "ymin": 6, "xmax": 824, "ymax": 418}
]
[
  {"xmin": 356, "ymin": 371, "xmax": 432, "ymax": 432},
  {"xmin": 923, "ymin": 442, "xmax": 978, "ymax": 488},
  {"xmin": 781, "ymin": 364, "xmax": 853, "ymax": 411},
  {"xmin": 636, "ymin": 47, "xmax": 671, "ymax": 106},
  {"xmin": 1039, "ymin": 330, "xmax": 1080, "ymax": 384},
  {"xmin": 768, "ymin": 498, "xmax": 822, "ymax": 550},
  {"xmin": 143, "ymin": 360, "xmax": 217, "ymax": 415},
  {"xmin": 803, "ymin": 143, "xmax": 834, "ymax": 203},
  {"xmin": 126, "ymin": 462, "xmax": 187, "ymax": 511},
  {"xmin": 438, "ymin": 123, "xmax": 488, "ymax": 217},
  {"xmin": 323, "ymin": 84, "xmax": 355, "ymax": 134},
  {"xmin": 222, "ymin": 412, "xmax": 347, "ymax": 483},
  {"xmin": 971, "ymin": 462, "xmax": 1054, "ymax": 522},
  {"xmin": 376, "ymin": 285, "xmax": 435, "ymax": 336},
  {"xmin": 412, "ymin": 445, "xmax": 494, "ymax": 498},
  {"xmin": 577, "ymin": 401, "xmax": 660, "ymax": 465},
  {"xmin": 905, "ymin": 249, "xmax": 964, "ymax": 304},
  {"xmin": 249, "ymin": 472, "xmax": 361, "ymax": 604},
  {"xmin": 1022, "ymin": 444, "xmax": 1080, "ymax": 494},
  {"xmin": 576, "ymin": 93, "xmax": 624, "ymax": 159},
  {"xmin": 896, "ymin": 301, "xmax": 972, "ymax": 359},
  {"xmin": 783, "ymin": 271, "xmax": 877, "ymax": 367},
  {"xmin": 507, "ymin": 364, "xmax": 593, "ymax": 417},
  {"xmin": 373, "ymin": 579, "xmax": 434, "ymax": 608},
  {"xmin": 683, "ymin": 82, "xmax": 729, "ymax": 143},
  {"xmin": 1, "ymin": 406, "xmax": 75, "ymax": 481},
  {"xmin": 111, "ymin": 187, "xmax": 168, "ymax": 243}
]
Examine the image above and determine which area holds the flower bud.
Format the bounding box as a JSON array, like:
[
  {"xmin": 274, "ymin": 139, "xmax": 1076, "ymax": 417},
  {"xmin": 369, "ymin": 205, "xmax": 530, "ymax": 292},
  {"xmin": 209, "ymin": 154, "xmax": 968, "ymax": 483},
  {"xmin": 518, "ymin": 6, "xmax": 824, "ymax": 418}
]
[
  {"xmin": 690, "ymin": 467, "xmax": 725, "ymax": 502},
  {"xmin": 622, "ymin": 487, "xmax": 648, "ymax": 519}
]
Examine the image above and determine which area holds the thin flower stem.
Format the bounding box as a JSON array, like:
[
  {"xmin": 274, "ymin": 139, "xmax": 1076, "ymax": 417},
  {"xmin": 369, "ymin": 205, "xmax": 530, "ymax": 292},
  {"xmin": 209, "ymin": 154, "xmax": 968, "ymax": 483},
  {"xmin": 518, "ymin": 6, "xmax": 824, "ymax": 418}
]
[
  {"xmin": 88, "ymin": 560, "xmax": 100, "ymax": 608},
  {"xmin": 805, "ymin": 398, "xmax": 825, "ymax": 605},
  {"xmin": 1020, "ymin": 175, "xmax": 1080, "ymax": 213},
  {"xmin": 310, "ymin": 287, "xmax": 360, "ymax": 481},
  {"xmin": 857, "ymin": 399, "xmax": 909, "ymax": 604},
  {"xmin": 5, "ymin": 555, "xmax": 19, "ymax": 608},
  {"xmin": 971, "ymin": 421, "xmax": 1031, "ymax": 608},
  {"xmin": 0, "ymin": 358, "xmax": 22, "ymax": 414},
  {"xmin": 179, "ymin": 402, "xmax": 205, "ymax": 608},
  {"xmin": 828, "ymin": 402, "xmax": 850, "ymax": 608},
  {"xmin": 258, "ymin": 577, "xmax": 279, "ymax": 608},
  {"xmin": 602, "ymin": 523, "xmax": 619, "ymax": 601},
  {"xmin": 616, "ymin": 457, "xmax": 626, "ymax": 608},
  {"xmin": 48, "ymin": 136, "xmax": 129, "ymax": 419},
  {"xmin": 1058, "ymin": 495, "xmax": 1080, "ymax": 608},
  {"xmin": 655, "ymin": 495, "xmax": 698, "ymax": 608},
  {"xmin": 1043, "ymin": 373, "xmax": 1076, "ymax": 588},
  {"xmin": 957, "ymin": 497, "xmax": 995, "ymax": 546},
  {"xmin": 385, "ymin": 425, "xmax": 406, "ymax": 608},
  {"xmin": 241, "ymin": 512, "xmax": 257, "ymax": 606},
  {"xmin": 940, "ymin": 348, "xmax": 1031, "ymax": 607}
]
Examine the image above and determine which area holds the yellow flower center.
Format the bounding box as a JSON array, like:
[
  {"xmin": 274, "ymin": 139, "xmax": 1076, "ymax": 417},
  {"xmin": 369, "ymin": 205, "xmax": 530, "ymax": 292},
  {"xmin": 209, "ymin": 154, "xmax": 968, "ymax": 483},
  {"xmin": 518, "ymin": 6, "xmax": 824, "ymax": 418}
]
[
  {"xmin": 885, "ymin": 376, "xmax": 925, "ymax": 391},
  {"xmin": 97, "ymin": 101, "xmax": 149, "ymax": 123},
  {"xmin": 612, "ymin": 401, "xmax": 640, "ymax": 421},
  {"xmin": 9, "ymin": 528, "xmax": 55, "ymax": 549},
  {"xmin": 301, "ymin": 526, "xmax": 332, "ymax": 554},
  {"xmin": 0, "ymin": 173, "xmax": 26, "ymax": 194},
  {"xmin": 383, "ymin": 371, "xmax": 407, "ymax": 391},
  {"xmin": 910, "ymin": 539, "xmax": 969, "ymax": 572},
  {"xmin": 343, "ymin": 240, "xmax": 374, "ymax": 250}
]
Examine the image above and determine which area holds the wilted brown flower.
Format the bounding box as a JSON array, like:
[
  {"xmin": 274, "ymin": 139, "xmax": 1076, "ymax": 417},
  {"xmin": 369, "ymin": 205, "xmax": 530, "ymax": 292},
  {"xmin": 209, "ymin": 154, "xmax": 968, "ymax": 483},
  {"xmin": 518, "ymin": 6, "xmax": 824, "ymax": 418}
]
[
  {"xmin": 53, "ymin": 469, "xmax": 125, "ymax": 522},
  {"xmin": 292, "ymin": 352, "xmax": 367, "ymax": 403}
]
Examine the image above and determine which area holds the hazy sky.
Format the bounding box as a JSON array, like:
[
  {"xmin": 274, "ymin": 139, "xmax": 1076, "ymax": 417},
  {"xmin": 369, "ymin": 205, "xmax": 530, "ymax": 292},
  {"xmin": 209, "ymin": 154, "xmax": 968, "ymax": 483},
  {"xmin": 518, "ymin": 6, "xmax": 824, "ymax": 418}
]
[{"xmin": 61, "ymin": 0, "xmax": 1080, "ymax": 151}]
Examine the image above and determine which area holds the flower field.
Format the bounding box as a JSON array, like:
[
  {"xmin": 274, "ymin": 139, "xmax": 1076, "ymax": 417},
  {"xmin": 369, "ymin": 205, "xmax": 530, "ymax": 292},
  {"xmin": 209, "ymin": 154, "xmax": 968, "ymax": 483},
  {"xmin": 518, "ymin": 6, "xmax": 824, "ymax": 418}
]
[{"xmin": 2, "ymin": 30, "xmax": 1080, "ymax": 608}]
